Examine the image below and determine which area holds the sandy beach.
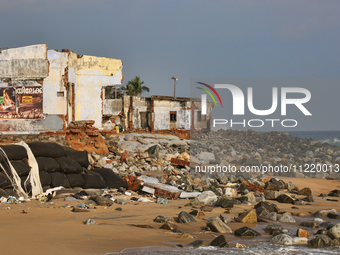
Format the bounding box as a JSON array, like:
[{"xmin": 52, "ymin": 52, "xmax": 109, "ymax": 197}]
[{"xmin": 0, "ymin": 177, "xmax": 338, "ymax": 255}]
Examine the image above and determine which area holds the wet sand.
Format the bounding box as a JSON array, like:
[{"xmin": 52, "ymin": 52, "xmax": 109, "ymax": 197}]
[{"xmin": 0, "ymin": 178, "xmax": 339, "ymax": 255}]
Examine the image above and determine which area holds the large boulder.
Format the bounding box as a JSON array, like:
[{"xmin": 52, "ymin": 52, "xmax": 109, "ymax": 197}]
[
  {"xmin": 177, "ymin": 211, "xmax": 196, "ymax": 223},
  {"xmin": 308, "ymin": 235, "xmax": 332, "ymax": 248},
  {"xmin": 235, "ymin": 210, "xmax": 257, "ymax": 223},
  {"xmin": 210, "ymin": 235, "xmax": 229, "ymax": 247},
  {"xmin": 328, "ymin": 223, "xmax": 340, "ymax": 239},
  {"xmin": 194, "ymin": 191, "xmax": 217, "ymax": 205},
  {"xmin": 207, "ymin": 218, "xmax": 232, "ymax": 233}
]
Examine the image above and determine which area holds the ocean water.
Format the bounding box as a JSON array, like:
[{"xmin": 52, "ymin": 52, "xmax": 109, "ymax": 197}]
[
  {"xmin": 288, "ymin": 131, "xmax": 340, "ymax": 146},
  {"xmin": 110, "ymin": 244, "xmax": 340, "ymax": 255}
]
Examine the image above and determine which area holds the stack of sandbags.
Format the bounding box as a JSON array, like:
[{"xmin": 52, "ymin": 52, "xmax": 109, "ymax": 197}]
[{"xmin": 0, "ymin": 142, "xmax": 127, "ymax": 197}]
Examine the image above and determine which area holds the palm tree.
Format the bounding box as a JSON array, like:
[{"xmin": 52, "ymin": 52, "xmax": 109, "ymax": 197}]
[{"xmin": 122, "ymin": 76, "xmax": 149, "ymax": 96}]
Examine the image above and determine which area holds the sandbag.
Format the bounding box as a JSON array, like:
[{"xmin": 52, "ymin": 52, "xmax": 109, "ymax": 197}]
[
  {"xmin": 82, "ymin": 170, "xmax": 107, "ymax": 189},
  {"xmin": 0, "ymin": 188, "xmax": 9, "ymax": 198},
  {"xmin": 27, "ymin": 142, "xmax": 67, "ymax": 158},
  {"xmin": 66, "ymin": 174, "xmax": 85, "ymax": 188},
  {"xmin": 50, "ymin": 172, "xmax": 70, "ymax": 188},
  {"xmin": 36, "ymin": 157, "xmax": 60, "ymax": 173},
  {"xmin": 20, "ymin": 176, "xmax": 31, "ymax": 193},
  {"xmin": 93, "ymin": 168, "xmax": 128, "ymax": 189},
  {"xmin": 39, "ymin": 172, "xmax": 51, "ymax": 187},
  {"xmin": 5, "ymin": 188, "xmax": 17, "ymax": 197},
  {"xmin": 8, "ymin": 160, "xmax": 31, "ymax": 177},
  {"xmin": 55, "ymin": 157, "xmax": 82, "ymax": 174},
  {"xmin": 0, "ymin": 145, "xmax": 28, "ymax": 162},
  {"xmin": 63, "ymin": 147, "xmax": 89, "ymax": 168},
  {"xmin": 0, "ymin": 172, "xmax": 12, "ymax": 189}
]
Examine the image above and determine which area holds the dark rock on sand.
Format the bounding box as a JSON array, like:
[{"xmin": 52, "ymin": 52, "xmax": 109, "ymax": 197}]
[
  {"xmin": 210, "ymin": 235, "xmax": 229, "ymax": 248},
  {"xmin": 178, "ymin": 211, "xmax": 197, "ymax": 223},
  {"xmin": 235, "ymin": 227, "xmax": 260, "ymax": 237}
]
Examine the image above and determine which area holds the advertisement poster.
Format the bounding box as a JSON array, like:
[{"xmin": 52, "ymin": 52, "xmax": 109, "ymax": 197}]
[{"xmin": 0, "ymin": 86, "xmax": 44, "ymax": 119}]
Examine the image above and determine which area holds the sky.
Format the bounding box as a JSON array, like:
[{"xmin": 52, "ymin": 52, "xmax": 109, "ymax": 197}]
[{"xmin": 1, "ymin": 0, "xmax": 340, "ymax": 131}]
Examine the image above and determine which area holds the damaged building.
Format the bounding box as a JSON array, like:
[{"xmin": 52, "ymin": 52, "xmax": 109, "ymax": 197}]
[{"xmin": 0, "ymin": 44, "xmax": 213, "ymax": 136}]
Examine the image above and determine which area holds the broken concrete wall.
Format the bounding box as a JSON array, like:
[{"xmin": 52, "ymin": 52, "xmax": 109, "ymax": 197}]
[
  {"xmin": 0, "ymin": 45, "xmax": 65, "ymax": 133},
  {"xmin": 153, "ymin": 100, "xmax": 191, "ymax": 130},
  {"xmin": 103, "ymin": 99, "xmax": 122, "ymax": 116},
  {"xmin": 75, "ymin": 55, "xmax": 123, "ymax": 129},
  {"xmin": 192, "ymin": 100, "xmax": 214, "ymax": 130},
  {"xmin": 0, "ymin": 44, "xmax": 48, "ymax": 79}
]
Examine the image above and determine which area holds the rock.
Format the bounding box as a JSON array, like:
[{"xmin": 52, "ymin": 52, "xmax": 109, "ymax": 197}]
[
  {"xmin": 304, "ymin": 196, "xmax": 315, "ymax": 202},
  {"xmin": 187, "ymin": 240, "xmax": 209, "ymax": 248},
  {"xmin": 65, "ymin": 196, "xmax": 78, "ymax": 201},
  {"xmin": 172, "ymin": 227, "xmax": 182, "ymax": 233},
  {"xmin": 328, "ymin": 213, "xmax": 340, "ymax": 219},
  {"xmin": 84, "ymin": 219, "xmax": 97, "ymax": 225},
  {"xmin": 198, "ymin": 152, "xmax": 215, "ymax": 164},
  {"xmin": 264, "ymin": 190, "xmax": 281, "ymax": 200},
  {"xmin": 189, "ymin": 210, "xmax": 204, "ymax": 217},
  {"xmin": 314, "ymin": 208, "xmax": 337, "ymax": 217},
  {"xmin": 297, "ymin": 228, "xmax": 310, "ymax": 238},
  {"xmin": 235, "ymin": 243, "xmax": 246, "ymax": 248},
  {"xmin": 210, "ymin": 235, "xmax": 229, "ymax": 247},
  {"xmin": 320, "ymin": 221, "xmax": 335, "ymax": 229},
  {"xmin": 264, "ymin": 182, "xmax": 280, "ymax": 191},
  {"xmin": 265, "ymin": 224, "xmax": 288, "ymax": 235},
  {"xmin": 308, "ymin": 234, "xmax": 332, "ymax": 248},
  {"xmin": 328, "ymin": 238, "xmax": 340, "ymax": 247},
  {"xmin": 264, "ymin": 212, "xmax": 278, "ymax": 221},
  {"xmin": 224, "ymin": 209, "xmax": 239, "ymax": 214},
  {"xmin": 277, "ymin": 194, "xmax": 295, "ymax": 204},
  {"xmin": 194, "ymin": 191, "xmax": 217, "ymax": 205},
  {"xmin": 300, "ymin": 187, "xmax": 312, "ymax": 196},
  {"xmin": 270, "ymin": 234, "xmax": 294, "ymax": 245},
  {"xmin": 91, "ymin": 196, "xmax": 114, "ymax": 206},
  {"xmin": 115, "ymin": 207, "xmax": 122, "ymax": 211},
  {"xmin": 327, "ymin": 223, "xmax": 340, "ymax": 239},
  {"xmin": 316, "ymin": 229, "xmax": 328, "ymax": 235},
  {"xmin": 207, "ymin": 218, "xmax": 232, "ymax": 233},
  {"xmin": 293, "ymin": 237, "xmax": 308, "ymax": 245},
  {"xmin": 299, "ymin": 222, "xmax": 320, "ymax": 228},
  {"xmin": 160, "ymin": 222, "xmax": 177, "ymax": 230},
  {"xmin": 178, "ymin": 211, "xmax": 197, "ymax": 223},
  {"xmin": 279, "ymin": 213, "xmax": 296, "ymax": 223},
  {"xmin": 235, "ymin": 227, "xmax": 260, "ymax": 237},
  {"xmin": 235, "ymin": 210, "xmax": 257, "ymax": 223},
  {"xmin": 223, "ymin": 187, "xmax": 238, "ymax": 198},
  {"xmin": 178, "ymin": 233, "xmax": 194, "ymax": 239},
  {"xmin": 256, "ymin": 206, "xmax": 269, "ymax": 217},
  {"xmin": 254, "ymin": 201, "xmax": 279, "ymax": 213},
  {"xmin": 114, "ymin": 198, "xmax": 131, "ymax": 205},
  {"xmin": 154, "ymin": 215, "xmax": 172, "ymax": 223},
  {"xmin": 219, "ymin": 214, "xmax": 231, "ymax": 224}
]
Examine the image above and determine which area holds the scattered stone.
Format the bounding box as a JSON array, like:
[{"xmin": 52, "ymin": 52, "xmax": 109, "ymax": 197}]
[
  {"xmin": 264, "ymin": 212, "xmax": 277, "ymax": 221},
  {"xmin": 160, "ymin": 222, "xmax": 177, "ymax": 230},
  {"xmin": 327, "ymin": 223, "xmax": 340, "ymax": 239},
  {"xmin": 114, "ymin": 198, "xmax": 131, "ymax": 205},
  {"xmin": 154, "ymin": 215, "xmax": 172, "ymax": 223},
  {"xmin": 187, "ymin": 240, "xmax": 209, "ymax": 248},
  {"xmin": 224, "ymin": 209, "xmax": 239, "ymax": 214},
  {"xmin": 264, "ymin": 190, "xmax": 281, "ymax": 200},
  {"xmin": 277, "ymin": 194, "xmax": 295, "ymax": 204},
  {"xmin": 193, "ymin": 191, "xmax": 217, "ymax": 205},
  {"xmin": 178, "ymin": 233, "xmax": 194, "ymax": 239},
  {"xmin": 299, "ymin": 222, "xmax": 319, "ymax": 228},
  {"xmin": 300, "ymin": 187, "xmax": 312, "ymax": 197},
  {"xmin": 297, "ymin": 228, "xmax": 310, "ymax": 238},
  {"xmin": 210, "ymin": 235, "xmax": 229, "ymax": 248},
  {"xmin": 129, "ymin": 224, "xmax": 154, "ymax": 229},
  {"xmin": 219, "ymin": 214, "xmax": 231, "ymax": 224},
  {"xmin": 172, "ymin": 227, "xmax": 182, "ymax": 233},
  {"xmin": 207, "ymin": 218, "xmax": 232, "ymax": 233},
  {"xmin": 254, "ymin": 201, "xmax": 279, "ymax": 213},
  {"xmin": 308, "ymin": 234, "xmax": 332, "ymax": 248},
  {"xmin": 65, "ymin": 196, "xmax": 78, "ymax": 201},
  {"xmin": 91, "ymin": 196, "xmax": 114, "ymax": 206},
  {"xmin": 314, "ymin": 209, "xmax": 337, "ymax": 217},
  {"xmin": 270, "ymin": 234, "xmax": 294, "ymax": 245},
  {"xmin": 72, "ymin": 208, "xmax": 90, "ymax": 212},
  {"xmin": 84, "ymin": 219, "xmax": 97, "ymax": 225},
  {"xmin": 178, "ymin": 211, "xmax": 197, "ymax": 223},
  {"xmin": 235, "ymin": 243, "xmax": 246, "ymax": 248},
  {"xmin": 328, "ymin": 213, "xmax": 340, "ymax": 219},
  {"xmin": 293, "ymin": 237, "xmax": 308, "ymax": 245},
  {"xmin": 279, "ymin": 213, "xmax": 296, "ymax": 223},
  {"xmin": 265, "ymin": 224, "xmax": 288, "ymax": 235},
  {"xmin": 157, "ymin": 197, "xmax": 170, "ymax": 204},
  {"xmin": 115, "ymin": 207, "xmax": 122, "ymax": 211},
  {"xmin": 235, "ymin": 210, "xmax": 257, "ymax": 223},
  {"xmin": 316, "ymin": 229, "xmax": 328, "ymax": 235},
  {"xmin": 235, "ymin": 227, "xmax": 260, "ymax": 237}
]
